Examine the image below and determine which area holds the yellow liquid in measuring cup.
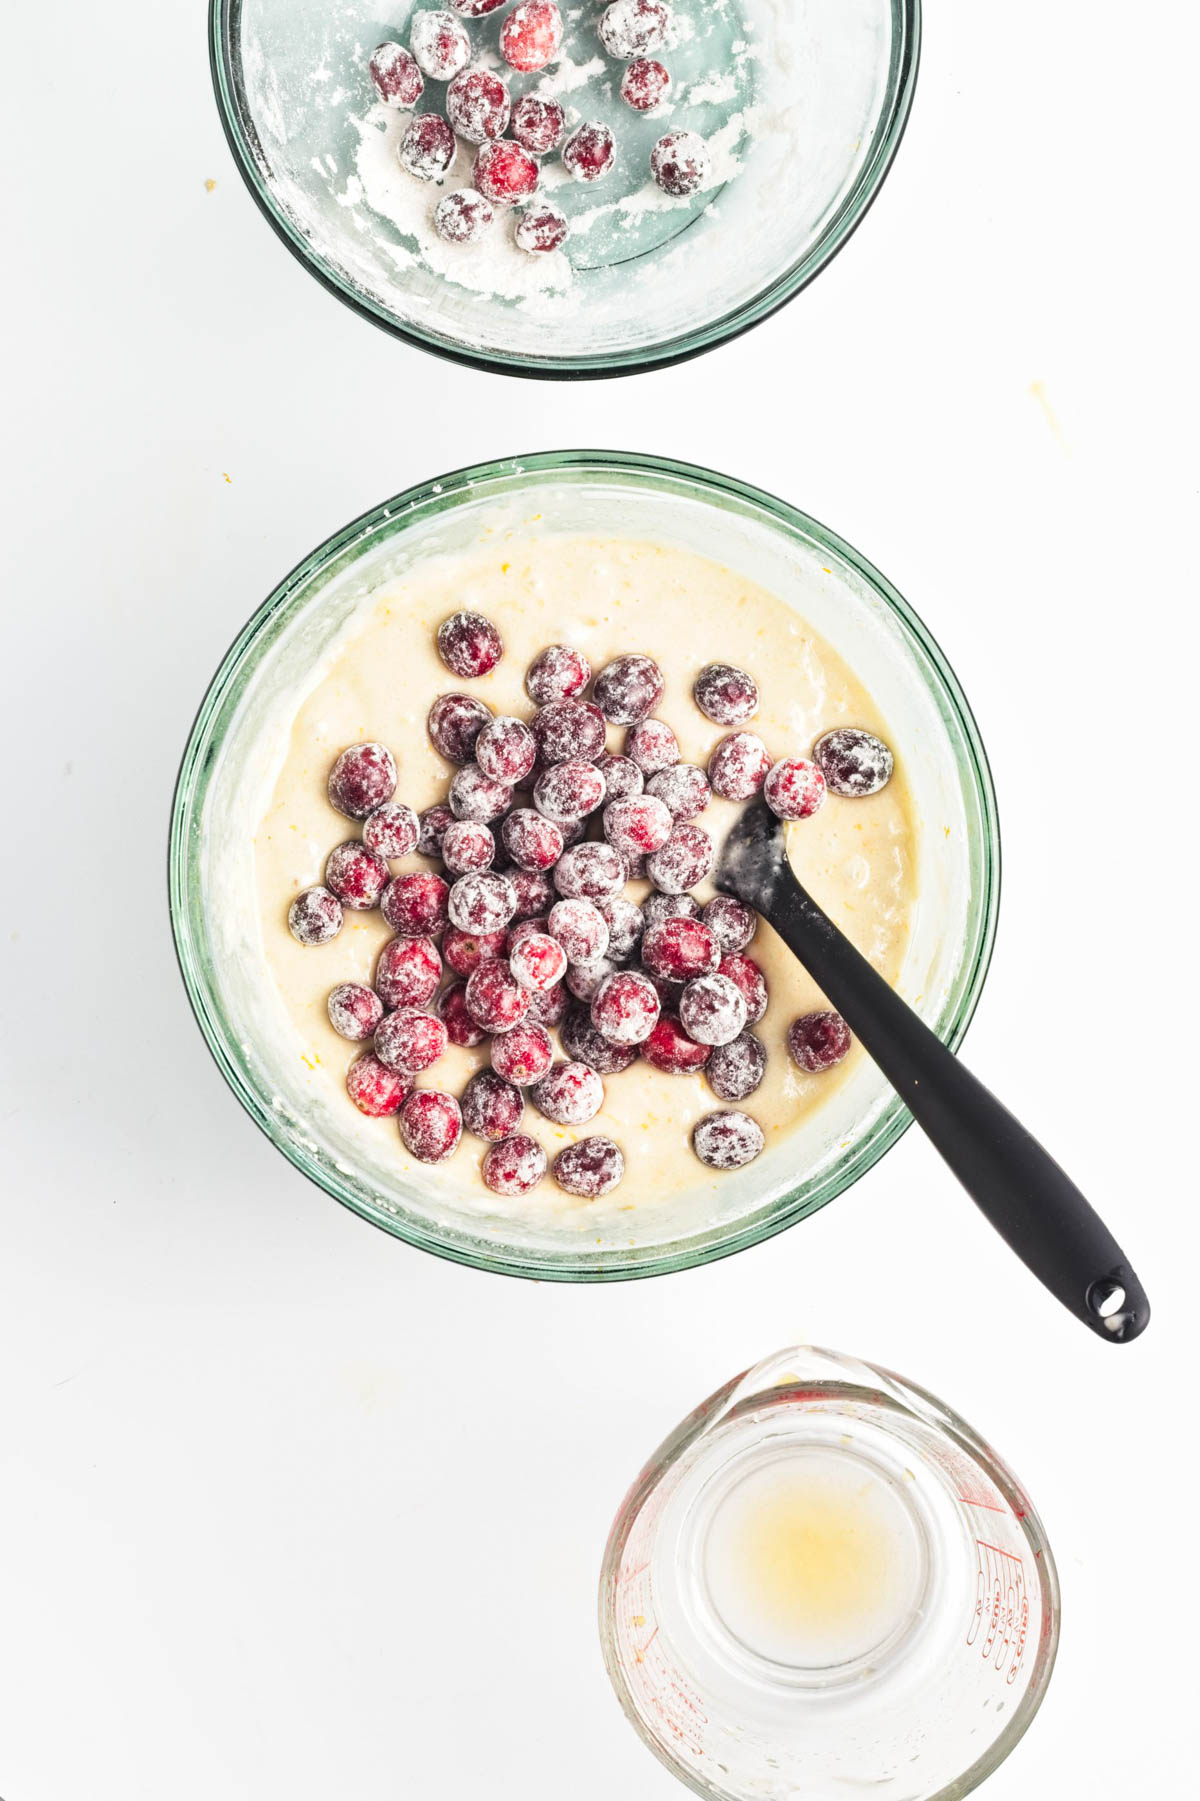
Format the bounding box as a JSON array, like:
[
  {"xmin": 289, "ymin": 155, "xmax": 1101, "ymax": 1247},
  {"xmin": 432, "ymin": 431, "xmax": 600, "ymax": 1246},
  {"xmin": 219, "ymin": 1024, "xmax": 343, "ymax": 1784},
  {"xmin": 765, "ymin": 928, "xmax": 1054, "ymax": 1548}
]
[{"xmin": 703, "ymin": 1449, "xmax": 926, "ymax": 1669}]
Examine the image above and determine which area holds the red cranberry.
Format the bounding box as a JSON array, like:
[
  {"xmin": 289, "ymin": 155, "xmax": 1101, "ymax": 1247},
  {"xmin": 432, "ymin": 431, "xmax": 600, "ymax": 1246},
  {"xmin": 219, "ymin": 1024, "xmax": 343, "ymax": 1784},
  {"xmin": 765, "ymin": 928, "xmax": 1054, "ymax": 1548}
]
[
  {"xmin": 447, "ymin": 0, "xmax": 508, "ymax": 13},
  {"xmin": 325, "ymin": 840, "xmax": 389, "ymax": 910},
  {"xmin": 693, "ymin": 1109, "xmax": 765, "ymax": 1170},
  {"xmin": 400, "ymin": 1089, "xmax": 463, "ymax": 1163},
  {"xmin": 474, "ymin": 715, "xmax": 536, "ymax": 784},
  {"xmin": 554, "ymin": 842, "xmax": 625, "ymax": 900},
  {"xmin": 534, "ymin": 758, "xmax": 606, "ymax": 824},
  {"xmin": 647, "ymin": 763, "xmax": 711, "ymax": 821},
  {"xmin": 370, "ymin": 42, "xmax": 425, "ymax": 108},
  {"xmin": 327, "ymin": 982, "xmax": 385, "ymax": 1042},
  {"xmin": 641, "ymin": 916, "xmax": 719, "ymax": 981},
  {"xmin": 500, "ymin": 808, "xmax": 563, "ymax": 872},
  {"xmin": 679, "ymin": 972, "xmax": 747, "ymax": 1046},
  {"xmin": 449, "ymin": 763, "xmax": 512, "ymax": 823},
  {"xmin": 597, "ymin": 894, "xmax": 643, "ymax": 963},
  {"xmin": 418, "ymin": 803, "xmax": 455, "ymax": 858},
  {"xmin": 437, "ymin": 609, "xmax": 503, "ymax": 677},
  {"xmin": 553, "ymin": 1136, "xmax": 625, "ymax": 1198},
  {"xmin": 527, "ymin": 980, "xmax": 568, "ymax": 1027},
  {"xmin": 561, "ymin": 1004, "xmax": 638, "ymax": 1074},
  {"xmin": 719, "ymin": 951, "xmax": 768, "ymax": 1024},
  {"xmin": 591, "ymin": 970, "xmax": 660, "ymax": 1046},
  {"xmin": 500, "ymin": 1, "xmax": 563, "ymax": 72},
  {"xmin": 647, "ymin": 823, "xmax": 714, "ymax": 894},
  {"xmin": 375, "ymin": 1007, "xmax": 449, "ymax": 1076},
  {"xmin": 482, "ymin": 1134, "xmax": 548, "ymax": 1195},
  {"xmin": 708, "ymin": 731, "xmax": 771, "ymax": 801},
  {"xmin": 364, "ymin": 801, "xmax": 420, "ymax": 859},
  {"xmin": 640, "ymin": 1013, "xmax": 711, "ymax": 1074},
  {"xmin": 814, "ymin": 727, "xmax": 895, "ymax": 798},
  {"xmin": 434, "ymin": 187, "xmax": 495, "ymax": 242},
  {"xmin": 448, "ymin": 870, "xmax": 517, "ymax": 934},
  {"xmin": 511, "ymin": 94, "xmax": 566, "ymax": 153},
  {"xmin": 562, "ymin": 120, "xmax": 616, "ymax": 181},
  {"xmin": 603, "ymin": 794, "xmax": 673, "ymax": 857},
  {"xmin": 461, "ymin": 1068, "xmax": 526, "ymax": 1141},
  {"xmin": 533, "ymin": 699, "xmax": 606, "ymax": 764},
  {"xmin": 410, "ymin": 10, "xmax": 471, "ymax": 79},
  {"xmin": 509, "ymin": 931, "xmax": 568, "ymax": 992},
  {"xmin": 625, "ymin": 718, "xmax": 678, "ymax": 774},
  {"xmin": 440, "ymin": 819, "xmax": 495, "ymax": 875},
  {"xmin": 328, "ymin": 742, "xmax": 397, "ymax": 819},
  {"xmin": 491, "ymin": 1019, "xmax": 554, "ymax": 1086},
  {"xmin": 764, "ymin": 757, "xmax": 826, "ymax": 822},
  {"xmin": 288, "ymin": 886, "xmax": 343, "ymax": 945},
  {"xmin": 787, "ymin": 1011, "xmax": 852, "ymax": 1073},
  {"xmin": 567, "ymin": 959, "xmax": 616, "ymax": 1003},
  {"xmin": 702, "ymin": 895, "xmax": 757, "ymax": 954},
  {"xmin": 438, "ymin": 980, "xmax": 487, "ymax": 1047},
  {"xmin": 465, "ymin": 958, "xmax": 530, "ymax": 1030},
  {"xmin": 595, "ymin": 752, "xmax": 643, "ymax": 800},
  {"xmin": 346, "ymin": 1052, "xmax": 411, "ymax": 1117},
  {"xmin": 707, "ymin": 1031, "xmax": 766, "ymax": 1102},
  {"xmin": 382, "ymin": 871, "xmax": 450, "ymax": 936},
  {"xmin": 399, "ymin": 112, "xmax": 458, "ymax": 180},
  {"xmin": 525, "ymin": 644, "xmax": 590, "ymax": 705},
  {"xmin": 594, "ymin": 653, "xmax": 664, "ymax": 725},
  {"xmin": 376, "ymin": 934, "xmax": 442, "ymax": 1008},
  {"xmin": 515, "ymin": 200, "xmax": 570, "ymax": 253},
  {"xmin": 642, "ymin": 891, "xmax": 700, "ymax": 930},
  {"xmin": 532, "ymin": 1059, "xmax": 604, "ymax": 1125},
  {"xmin": 548, "ymin": 897, "xmax": 610, "ymax": 964},
  {"xmin": 620, "ymin": 57, "xmax": 670, "ymax": 111},
  {"xmin": 442, "ymin": 925, "xmax": 508, "ymax": 978},
  {"xmin": 428, "ymin": 693, "xmax": 492, "ymax": 763},
  {"xmin": 651, "ymin": 129, "xmax": 710, "ymax": 196},
  {"xmin": 599, "ymin": 0, "xmax": 671, "ymax": 57},
  {"xmin": 474, "ymin": 138, "xmax": 540, "ymax": 205},
  {"xmin": 694, "ymin": 662, "xmax": 759, "ymax": 725},
  {"xmin": 509, "ymin": 867, "xmax": 555, "ymax": 918},
  {"xmin": 446, "ymin": 68, "xmax": 511, "ymax": 143}
]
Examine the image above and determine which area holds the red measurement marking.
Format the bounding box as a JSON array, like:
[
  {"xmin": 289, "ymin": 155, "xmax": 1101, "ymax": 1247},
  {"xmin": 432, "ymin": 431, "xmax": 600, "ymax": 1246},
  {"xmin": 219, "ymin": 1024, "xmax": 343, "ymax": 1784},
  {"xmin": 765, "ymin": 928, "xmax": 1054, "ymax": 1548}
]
[{"xmin": 975, "ymin": 1539, "xmax": 1025, "ymax": 1564}]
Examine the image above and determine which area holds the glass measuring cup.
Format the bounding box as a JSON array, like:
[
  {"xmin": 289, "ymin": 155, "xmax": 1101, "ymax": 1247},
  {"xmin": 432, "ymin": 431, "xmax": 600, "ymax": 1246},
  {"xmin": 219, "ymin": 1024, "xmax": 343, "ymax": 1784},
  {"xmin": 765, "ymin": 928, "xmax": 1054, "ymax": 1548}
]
[{"xmin": 599, "ymin": 1346, "xmax": 1059, "ymax": 1801}]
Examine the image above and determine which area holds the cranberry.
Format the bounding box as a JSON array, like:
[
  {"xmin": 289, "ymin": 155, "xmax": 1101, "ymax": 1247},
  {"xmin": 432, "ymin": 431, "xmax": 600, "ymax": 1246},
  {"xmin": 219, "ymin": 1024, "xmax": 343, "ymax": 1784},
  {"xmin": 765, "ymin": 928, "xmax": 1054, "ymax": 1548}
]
[
  {"xmin": 399, "ymin": 111, "xmax": 458, "ymax": 180},
  {"xmin": 499, "ymin": 808, "xmax": 562, "ymax": 872},
  {"xmin": 437, "ymin": 609, "xmax": 503, "ymax": 677},
  {"xmin": 813, "ymin": 727, "xmax": 895, "ymax": 798},
  {"xmin": 599, "ymin": 0, "xmax": 671, "ymax": 57},
  {"xmin": 400, "ymin": 1089, "xmax": 463, "ymax": 1163},
  {"xmin": 603, "ymin": 794, "xmax": 673, "ymax": 857},
  {"xmin": 567, "ymin": 958, "xmax": 617, "ymax": 1003},
  {"xmin": 702, "ymin": 895, "xmax": 757, "ymax": 954},
  {"xmin": 532, "ymin": 1059, "xmax": 604, "ymax": 1126},
  {"xmin": 787, "ymin": 1010, "xmax": 852, "ymax": 1073},
  {"xmin": 327, "ymin": 982, "xmax": 385, "ymax": 1042},
  {"xmin": 434, "ymin": 186, "xmax": 495, "ymax": 242},
  {"xmin": 593, "ymin": 653, "xmax": 663, "ymax": 725},
  {"xmin": 507, "ymin": 915, "xmax": 548, "ymax": 950},
  {"xmin": 447, "ymin": 0, "xmax": 508, "ymax": 13},
  {"xmin": 324, "ymin": 840, "xmax": 389, "ymax": 910},
  {"xmin": 642, "ymin": 891, "xmax": 700, "ymax": 930},
  {"xmin": 370, "ymin": 42, "xmax": 425, "ymax": 109},
  {"xmin": 439, "ymin": 820, "xmax": 494, "ymax": 875},
  {"xmin": 288, "ymin": 886, "xmax": 343, "ymax": 945},
  {"xmin": 651, "ymin": 129, "xmax": 710, "ymax": 196},
  {"xmin": 428, "ymin": 693, "xmax": 492, "ymax": 763},
  {"xmin": 719, "ymin": 951, "xmax": 768, "ymax": 1024},
  {"xmin": 625, "ymin": 718, "xmax": 679, "ymax": 774},
  {"xmin": 364, "ymin": 801, "xmax": 420, "ymax": 859},
  {"xmin": 514, "ymin": 202, "xmax": 570, "ymax": 253},
  {"xmin": 382, "ymin": 871, "xmax": 450, "ymax": 936},
  {"xmin": 328, "ymin": 742, "xmax": 397, "ymax": 819},
  {"xmin": 597, "ymin": 894, "xmax": 643, "ymax": 963},
  {"xmin": 595, "ymin": 752, "xmax": 643, "ymax": 800},
  {"xmin": 620, "ymin": 57, "xmax": 670, "ymax": 111},
  {"xmin": 533, "ymin": 698, "xmax": 606, "ymax": 764},
  {"xmin": 553, "ymin": 841, "xmax": 625, "ymax": 900},
  {"xmin": 491, "ymin": 1019, "xmax": 554, "ymax": 1086},
  {"xmin": 708, "ymin": 731, "xmax": 771, "ymax": 801},
  {"xmin": 473, "ymin": 715, "xmax": 535, "ymax": 785},
  {"xmin": 647, "ymin": 763, "xmax": 711, "ymax": 821},
  {"xmin": 511, "ymin": 94, "xmax": 567, "ymax": 154},
  {"xmin": 474, "ymin": 137, "xmax": 540, "ymax": 205},
  {"xmin": 679, "ymin": 972, "xmax": 748, "ymax": 1047},
  {"xmin": 461, "ymin": 1068, "xmax": 525, "ymax": 1141},
  {"xmin": 346, "ymin": 1052, "xmax": 411, "ymax": 1117},
  {"xmin": 562, "ymin": 1004, "xmax": 639, "ymax": 1074},
  {"xmin": 534, "ymin": 758, "xmax": 606, "ymax": 823},
  {"xmin": 509, "ymin": 867, "xmax": 555, "ymax": 918},
  {"xmin": 417, "ymin": 803, "xmax": 455, "ymax": 858},
  {"xmin": 641, "ymin": 915, "xmax": 719, "ymax": 981},
  {"xmin": 591, "ymin": 970, "xmax": 660, "ymax": 1046},
  {"xmin": 448, "ymin": 870, "xmax": 517, "ymax": 935},
  {"xmin": 409, "ymin": 10, "xmax": 471, "ymax": 80},
  {"xmin": 509, "ymin": 931, "xmax": 568, "ymax": 992},
  {"xmin": 442, "ymin": 925, "xmax": 508, "ymax": 978},
  {"xmin": 693, "ymin": 662, "xmax": 759, "ymax": 725},
  {"xmin": 438, "ymin": 980, "xmax": 487, "ymax": 1047},
  {"xmin": 500, "ymin": 1, "xmax": 564, "ymax": 72},
  {"xmin": 647, "ymin": 823, "xmax": 714, "ymax": 894},
  {"xmin": 693, "ymin": 1109, "xmax": 765, "ymax": 1170},
  {"xmin": 527, "ymin": 979, "xmax": 568, "ymax": 1027},
  {"xmin": 446, "ymin": 68, "xmax": 511, "ymax": 143},
  {"xmin": 553, "ymin": 1136, "xmax": 625, "ymax": 1198},
  {"xmin": 708, "ymin": 1031, "xmax": 766, "ymax": 1103},
  {"xmin": 640, "ymin": 1013, "xmax": 711, "ymax": 1074},
  {"xmin": 448, "ymin": 762, "xmax": 512, "ymax": 823},
  {"xmin": 375, "ymin": 1006, "xmax": 450, "ymax": 1077},
  {"xmin": 482, "ymin": 1134, "xmax": 548, "ymax": 1195},
  {"xmin": 562, "ymin": 120, "xmax": 616, "ymax": 181},
  {"xmin": 548, "ymin": 897, "xmax": 610, "ymax": 964},
  {"xmin": 465, "ymin": 958, "xmax": 530, "ymax": 1030},
  {"xmin": 764, "ymin": 757, "xmax": 826, "ymax": 822},
  {"xmin": 525, "ymin": 644, "xmax": 590, "ymax": 705},
  {"xmin": 376, "ymin": 934, "xmax": 442, "ymax": 1008}
]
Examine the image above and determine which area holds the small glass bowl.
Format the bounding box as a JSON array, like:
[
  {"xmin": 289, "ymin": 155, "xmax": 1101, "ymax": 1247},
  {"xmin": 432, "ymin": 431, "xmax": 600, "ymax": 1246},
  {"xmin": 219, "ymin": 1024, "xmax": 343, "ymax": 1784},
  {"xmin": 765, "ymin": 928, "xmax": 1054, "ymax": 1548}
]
[
  {"xmin": 169, "ymin": 451, "xmax": 998, "ymax": 1280},
  {"xmin": 210, "ymin": 0, "xmax": 920, "ymax": 378}
]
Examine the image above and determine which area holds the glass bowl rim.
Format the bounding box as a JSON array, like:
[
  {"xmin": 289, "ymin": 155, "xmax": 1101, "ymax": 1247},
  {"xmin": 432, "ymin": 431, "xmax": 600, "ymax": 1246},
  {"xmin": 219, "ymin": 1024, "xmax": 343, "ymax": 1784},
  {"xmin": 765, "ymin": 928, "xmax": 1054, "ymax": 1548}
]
[
  {"xmin": 208, "ymin": 0, "xmax": 923, "ymax": 381},
  {"xmin": 168, "ymin": 448, "xmax": 1001, "ymax": 1281}
]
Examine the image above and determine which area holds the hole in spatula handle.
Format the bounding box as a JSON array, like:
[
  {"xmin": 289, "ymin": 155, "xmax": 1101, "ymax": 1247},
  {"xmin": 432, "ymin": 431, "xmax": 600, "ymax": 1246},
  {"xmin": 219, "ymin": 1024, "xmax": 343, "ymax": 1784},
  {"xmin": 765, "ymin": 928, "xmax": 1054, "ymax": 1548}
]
[{"xmin": 1087, "ymin": 1268, "xmax": 1151, "ymax": 1342}]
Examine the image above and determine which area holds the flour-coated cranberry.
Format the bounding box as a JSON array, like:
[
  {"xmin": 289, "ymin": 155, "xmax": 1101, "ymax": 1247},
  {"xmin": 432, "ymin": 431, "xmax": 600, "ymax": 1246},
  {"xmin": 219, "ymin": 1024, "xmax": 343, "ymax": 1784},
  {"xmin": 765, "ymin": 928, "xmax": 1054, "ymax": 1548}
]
[
  {"xmin": 597, "ymin": 894, "xmax": 643, "ymax": 963},
  {"xmin": 446, "ymin": 68, "xmax": 511, "ymax": 143},
  {"xmin": 693, "ymin": 1110, "xmax": 764, "ymax": 1170},
  {"xmin": 566, "ymin": 958, "xmax": 616, "ymax": 1003},
  {"xmin": 364, "ymin": 801, "xmax": 420, "ymax": 859},
  {"xmin": 482, "ymin": 1134, "xmax": 547, "ymax": 1195},
  {"xmin": 328, "ymin": 742, "xmax": 397, "ymax": 819},
  {"xmin": 417, "ymin": 803, "xmax": 455, "ymax": 858},
  {"xmin": 525, "ymin": 644, "xmax": 590, "ymax": 706},
  {"xmin": 434, "ymin": 186, "xmax": 495, "ymax": 242},
  {"xmin": 548, "ymin": 897, "xmax": 610, "ymax": 964},
  {"xmin": 702, "ymin": 895, "xmax": 757, "ymax": 954},
  {"xmin": 437, "ymin": 609, "xmax": 503, "ymax": 677},
  {"xmin": 324, "ymin": 840, "xmax": 389, "ymax": 910},
  {"xmin": 787, "ymin": 1010, "xmax": 852, "ymax": 1073},
  {"xmin": 594, "ymin": 653, "xmax": 664, "ymax": 725},
  {"xmin": 532, "ymin": 1059, "xmax": 604, "ymax": 1125},
  {"xmin": 370, "ymin": 42, "xmax": 425, "ymax": 108},
  {"xmin": 382, "ymin": 871, "xmax": 450, "ymax": 936},
  {"xmin": 533, "ymin": 698, "xmax": 606, "ymax": 764},
  {"xmin": 375, "ymin": 1007, "xmax": 449, "ymax": 1076},
  {"xmin": 647, "ymin": 823, "xmax": 714, "ymax": 894},
  {"xmin": 399, "ymin": 111, "xmax": 458, "ymax": 179},
  {"xmin": 400, "ymin": 1089, "xmax": 463, "ymax": 1162},
  {"xmin": 474, "ymin": 715, "xmax": 536, "ymax": 785},
  {"xmin": 527, "ymin": 980, "xmax": 568, "ymax": 1027},
  {"xmin": 376, "ymin": 934, "xmax": 443, "ymax": 1008},
  {"xmin": 448, "ymin": 870, "xmax": 517, "ymax": 936},
  {"xmin": 707, "ymin": 1031, "xmax": 766, "ymax": 1103},
  {"xmin": 620, "ymin": 57, "xmax": 670, "ymax": 110},
  {"xmin": 346, "ymin": 1052, "xmax": 411, "ymax": 1117},
  {"xmin": 509, "ymin": 867, "xmax": 555, "ymax": 918},
  {"xmin": 500, "ymin": 808, "xmax": 563, "ymax": 872},
  {"xmin": 511, "ymin": 94, "xmax": 567, "ymax": 154},
  {"xmin": 428, "ymin": 693, "xmax": 492, "ymax": 763},
  {"xmin": 507, "ymin": 915, "xmax": 548, "ymax": 950},
  {"xmin": 641, "ymin": 891, "xmax": 700, "ymax": 930},
  {"xmin": 641, "ymin": 915, "xmax": 719, "ymax": 981},
  {"xmin": 514, "ymin": 201, "xmax": 570, "ymax": 254},
  {"xmin": 651, "ymin": 129, "xmax": 710, "ymax": 196},
  {"xmin": 442, "ymin": 925, "xmax": 507, "ymax": 978},
  {"xmin": 460, "ymin": 1070, "xmax": 525, "ymax": 1143},
  {"xmin": 647, "ymin": 763, "xmax": 711, "ymax": 821},
  {"xmin": 591, "ymin": 970, "xmax": 660, "ymax": 1046},
  {"xmin": 764, "ymin": 757, "xmax": 826, "ymax": 822},
  {"xmin": 501, "ymin": 1, "xmax": 563, "ymax": 71},
  {"xmin": 708, "ymin": 731, "xmax": 771, "ymax": 801},
  {"xmin": 534, "ymin": 758, "xmax": 606, "ymax": 824},
  {"xmin": 640, "ymin": 1013, "xmax": 711, "ymax": 1074},
  {"xmin": 440, "ymin": 819, "xmax": 495, "ymax": 875},
  {"xmin": 553, "ymin": 1136, "xmax": 625, "ymax": 1198},
  {"xmin": 509, "ymin": 931, "xmax": 568, "ymax": 992},
  {"xmin": 438, "ymin": 980, "xmax": 487, "ymax": 1047},
  {"xmin": 813, "ymin": 727, "xmax": 895, "ymax": 798},
  {"xmin": 595, "ymin": 752, "xmax": 643, "ymax": 801},
  {"xmin": 449, "ymin": 763, "xmax": 512, "ymax": 823},
  {"xmin": 694, "ymin": 661, "xmax": 759, "ymax": 725},
  {"xmin": 465, "ymin": 958, "xmax": 530, "ymax": 1030},
  {"xmin": 327, "ymin": 982, "xmax": 385, "ymax": 1042},
  {"xmin": 603, "ymin": 793, "xmax": 673, "ymax": 857},
  {"xmin": 625, "ymin": 717, "xmax": 679, "ymax": 774},
  {"xmin": 562, "ymin": 1004, "xmax": 638, "ymax": 1073},
  {"xmin": 599, "ymin": 0, "xmax": 671, "ymax": 57},
  {"xmin": 288, "ymin": 887, "xmax": 343, "ymax": 945},
  {"xmin": 448, "ymin": 0, "xmax": 508, "ymax": 14},
  {"xmin": 474, "ymin": 137, "xmax": 541, "ymax": 205},
  {"xmin": 410, "ymin": 10, "xmax": 471, "ymax": 79},
  {"xmin": 719, "ymin": 951, "xmax": 768, "ymax": 1024},
  {"xmin": 679, "ymin": 972, "xmax": 747, "ymax": 1046},
  {"xmin": 491, "ymin": 1019, "xmax": 554, "ymax": 1086},
  {"xmin": 562, "ymin": 120, "xmax": 616, "ymax": 181},
  {"xmin": 554, "ymin": 841, "xmax": 625, "ymax": 900}
]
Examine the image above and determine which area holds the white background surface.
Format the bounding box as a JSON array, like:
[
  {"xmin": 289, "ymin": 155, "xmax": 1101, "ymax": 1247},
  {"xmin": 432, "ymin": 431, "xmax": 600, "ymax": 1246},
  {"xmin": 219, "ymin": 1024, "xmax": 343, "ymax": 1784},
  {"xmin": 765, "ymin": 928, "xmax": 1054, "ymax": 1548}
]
[{"xmin": 2, "ymin": 5, "xmax": 1197, "ymax": 1798}]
